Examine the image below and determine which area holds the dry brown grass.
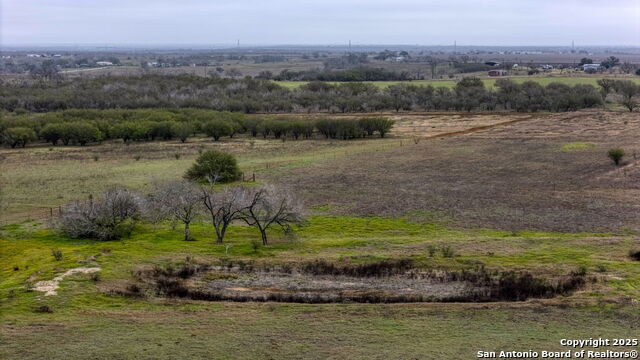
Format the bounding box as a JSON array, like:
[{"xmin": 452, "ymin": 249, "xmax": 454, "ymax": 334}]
[{"xmin": 275, "ymin": 110, "xmax": 640, "ymax": 232}]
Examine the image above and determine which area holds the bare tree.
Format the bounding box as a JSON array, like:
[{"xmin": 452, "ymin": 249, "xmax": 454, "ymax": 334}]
[
  {"xmin": 238, "ymin": 186, "xmax": 305, "ymax": 245},
  {"xmin": 150, "ymin": 181, "xmax": 202, "ymax": 241},
  {"xmin": 201, "ymin": 186, "xmax": 244, "ymax": 244},
  {"xmin": 58, "ymin": 188, "xmax": 142, "ymax": 240}
]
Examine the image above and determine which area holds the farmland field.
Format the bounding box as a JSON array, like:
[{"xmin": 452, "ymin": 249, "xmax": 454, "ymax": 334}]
[{"xmin": 1, "ymin": 109, "xmax": 639, "ymax": 359}]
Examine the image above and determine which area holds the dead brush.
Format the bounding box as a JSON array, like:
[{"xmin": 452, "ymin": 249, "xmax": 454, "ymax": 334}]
[
  {"xmin": 300, "ymin": 259, "xmax": 415, "ymax": 277},
  {"xmin": 34, "ymin": 305, "xmax": 54, "ymax": 313},
  {"xmin": 122, "ymin": 259, "xmax": 588, "ymax": 304}
]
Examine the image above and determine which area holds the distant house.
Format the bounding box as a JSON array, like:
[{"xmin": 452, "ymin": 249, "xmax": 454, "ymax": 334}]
[
  {"xmin": 488, "ymin": 69, "xmax": 508, "ymax": 76},
  {"xmin": 582, "ymin": 63, "xmax": 601, "ymax": 71},
  {"xmin": 96, "ymin": 61, "xmax": 114, "ymax": 67},
  {"xmin": 540, "ymin": 64, "xmax": 553, "ymax": 70}
]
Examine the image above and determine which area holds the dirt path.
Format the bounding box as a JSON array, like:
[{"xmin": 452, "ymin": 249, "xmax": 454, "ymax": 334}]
[
  {"xmin": 34, "ymin": 267, "xmax": 101, "ymax": 296},
  {"xmin": 421, "ymin": 115, "xmax": 539, "ymax": 140}
]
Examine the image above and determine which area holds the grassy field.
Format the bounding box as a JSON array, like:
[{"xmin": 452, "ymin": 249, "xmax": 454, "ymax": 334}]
[
  {"xmin": 277, "ymin": 111, "xmax": 640, "ymax": 232},
  {"xmin": 1, "ymin": 216, "xmax": 638, "ymax": 359},
  {"xmin": 275, "ymin": 76, "xmax": 640, "ymax": 89},
  {"xmin": 0, "ymin": 112, "xmax": 529, "ymax": 224},
  {"xmin": 1, "ymin": 110, "xmax": 639, "ymax": 359},
  {"xmin": 0, "ymin": 137, "xmax": 399, "ymax": 223}
]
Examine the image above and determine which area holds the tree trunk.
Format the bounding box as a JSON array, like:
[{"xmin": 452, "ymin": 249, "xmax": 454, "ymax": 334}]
[
  {"xmin": 184, "ymin": 221, "xmax": 191, "ymax": 241},
  {"xmin": 260, "ymin": 229, "xmax": 268, "ymax": 246},
  {"xmin": 216, "ymin": 226, "xmax": 225, "ymax": 244}
]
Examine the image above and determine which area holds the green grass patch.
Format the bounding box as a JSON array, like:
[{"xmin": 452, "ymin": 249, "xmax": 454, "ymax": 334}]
[{"xmin": 560, "ymin": 142, "xmax": 596, "ymax": 152}]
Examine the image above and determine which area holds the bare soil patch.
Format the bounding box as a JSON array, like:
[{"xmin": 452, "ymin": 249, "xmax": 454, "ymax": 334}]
[{"xmin": 33, "ymin": 267, "xmax": 101, "ymax": 296}]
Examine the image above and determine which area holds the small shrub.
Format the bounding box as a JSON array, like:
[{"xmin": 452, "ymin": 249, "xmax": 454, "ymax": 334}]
[
  {"xmin": 126, "ymin": 283, "xmax": 141, "ymax": 294},
  {"xmin": 93, "ymin": 155, "xmax": 100, "ymax": 161},
  {"xmin": 629, "ymin": 249, "xmax": 640, "ymax": 261},
  {"xmin": 51, "ymin": 249, "xmax": 63, "ymax": 261},
  {"xmin": 185, "ymin": 149, "xmax": 241, "ymax": 183},
  {"xmin": 607, "ymin": 148, "xmax": 625, "ymax": 165},
  {"xmin": 133, "ymin": 155, "xmax": 141, "ymax": 161},
  {"xmin": 13, "ymin": 265, "xmax": 19, "ymax": 271},
  {"xmin": 174, "ymin": 153, "xmax": 181, "ymax": 160},
  {"xmin": 90, "ymin": 273, "xmax": 101, "ymax": 282},
  {"xmin": 572, "ymin": 265, "xmax": 588, "ymax": 277},
  {"xmin": 251, "ymin": 238, "xmax": 261, "ymax": 253},
  {"xmin": 35, "ymin": 305, "xmax": 54, "ymax": 313},
  {"xmin": 440, "ymin": 244, "xmax": 455, "ymax": 258},
  {"xmin": 427, "ymin": 244, "xmax": 437, "ymax": 257},
  {"xmin": 594, "ymin": 264, "xmax": 608, "ymax": 273}
]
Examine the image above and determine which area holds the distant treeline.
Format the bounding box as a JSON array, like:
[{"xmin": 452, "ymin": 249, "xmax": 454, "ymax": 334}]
[
  {"xmin": 273, "ymin": 67, "xmax": 412, "ymax": 81},
  {"xmin": 1, "ymin": 74, "xmax": 632, "ymax": 114},
  {"xmin": 0, "ymin": 109, "xmax": 394, "ymax": 148}
]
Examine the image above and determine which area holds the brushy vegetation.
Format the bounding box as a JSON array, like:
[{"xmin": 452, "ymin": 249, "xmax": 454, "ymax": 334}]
[
  {"xmin": 0, "ymin": 108, "xmax": 394, "ymax": 148},
  {"xmin": 56, "ymin": 188, "xmax": 142, "ymax": 240},
  {"xmin": 0, "ymin": 74, "xmax": 612, "ymax": 114},
  {"xmin": 125, "ymin": 258, "xmax": 587, "ymax": 303}
]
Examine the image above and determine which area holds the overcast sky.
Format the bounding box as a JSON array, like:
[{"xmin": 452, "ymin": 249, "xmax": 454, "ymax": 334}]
[{"xmin": 2, "ymin": 0, "xmax": 639, "ymax": 46}]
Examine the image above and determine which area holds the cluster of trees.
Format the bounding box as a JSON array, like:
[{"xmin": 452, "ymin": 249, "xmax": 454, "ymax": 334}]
[
  {"xmin": 596, "ymin": 79, "xmax": 640, "ymax": 112},
  {"xmin": 315, "ymin": 117, "xmax": 394, "ymax": 139},
  {"xmin": 492, "ymin": 78, "xmax": 602, "ymax": 112},
  {"xmin": 58, "ymin": 150, "xmax": 305, "ymax": 245},
  {"xmin": 58, "ymin": 183, "xmax": 304, "ymax": 245},
  {"xmin": 273, "ymin": 67, "xmax": 412, "ymax": 81},
  {"xmin": 0, "ymin": 109, "xmax": 394, "ymax": 148},
  {"xmin": 0, "ymin": 74, "xmax": 614, "ymax": 114}
]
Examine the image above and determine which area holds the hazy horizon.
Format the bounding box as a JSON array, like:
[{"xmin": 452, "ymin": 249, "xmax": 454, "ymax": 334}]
[{"xmin": 2, "ymin": 0, "xmax": 639, "ymax": 47}]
